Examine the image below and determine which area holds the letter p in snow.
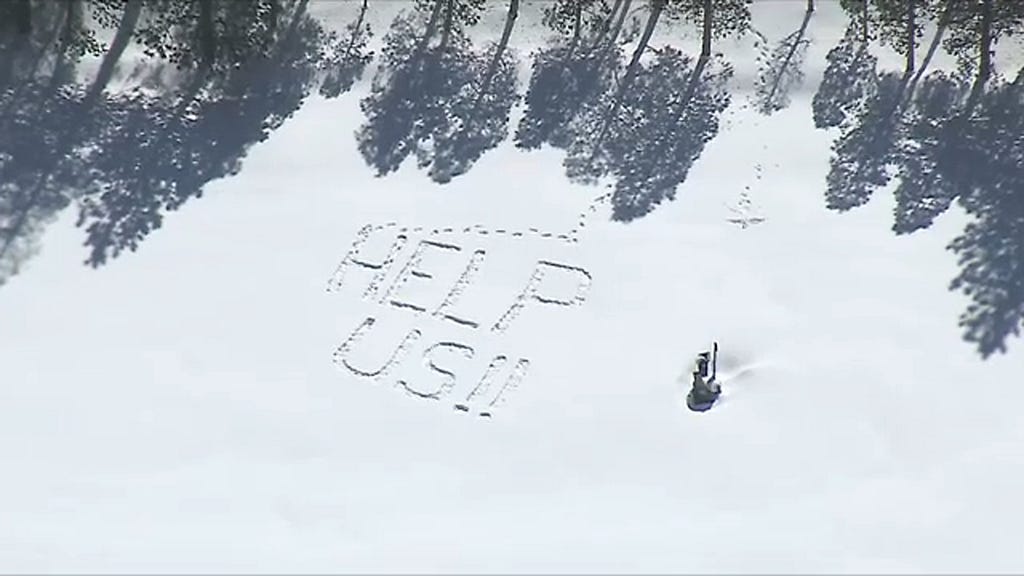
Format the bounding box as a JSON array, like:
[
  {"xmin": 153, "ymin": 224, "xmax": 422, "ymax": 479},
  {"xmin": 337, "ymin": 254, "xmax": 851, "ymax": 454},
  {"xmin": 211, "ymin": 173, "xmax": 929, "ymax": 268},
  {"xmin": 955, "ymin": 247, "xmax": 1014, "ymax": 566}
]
[{"xmin": 492, "ymin": 260, "xmax": 592, "ymax": 333}]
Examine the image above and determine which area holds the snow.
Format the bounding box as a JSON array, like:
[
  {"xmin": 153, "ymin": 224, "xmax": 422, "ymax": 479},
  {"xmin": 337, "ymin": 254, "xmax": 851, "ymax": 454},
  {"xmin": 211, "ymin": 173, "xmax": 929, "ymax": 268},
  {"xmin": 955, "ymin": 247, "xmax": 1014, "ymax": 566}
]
[{"xmin": 1, "ymin": 1, "xmax": 1023, "ymax": 572}]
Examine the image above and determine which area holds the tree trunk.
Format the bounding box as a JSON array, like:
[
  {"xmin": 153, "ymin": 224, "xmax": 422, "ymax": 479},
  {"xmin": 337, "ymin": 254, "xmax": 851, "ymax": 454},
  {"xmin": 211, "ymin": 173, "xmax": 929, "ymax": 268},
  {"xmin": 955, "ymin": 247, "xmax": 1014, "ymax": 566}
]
[
  {"xmin": 47, "ymin": 0, "xmax": 81, "ymax": 92},
  {"xmin": 87, "ymin": 0, "xmax": 144, "ymax": 102},
  {"xmin": 594, "ymin": 0, "xmax": 624, "ymax": 47},
  {"xmin": 701, "ymin": 0, "xmax": 713, "ymax": 60},
  {"xmin": 884, "ymin": 0, "xmax": 918, "ymax": 117},
  {"xmin": 765, "ymin": 2, "xmax": 814, "ymax": 107},
  {"xmin": 976, "ymin": 0, "xmax": 993, "ymax": 84},
  {"xmin": 31, "ymin": 6, "xmax": 68, "ymax": 75},
  {"xmin": 591, "ymin": 0, "xmax": 665, "ymax": 157},
  {"xmin": 657, "ymin": 52, "xmax": 712, "ymax": 139},
  {"xmin": 394, "ymin": 0, "xmax": 445, "ymax": 106},
  {"xmin": 450, "ymin": 0, "xmax": 520, "ymax": 150},
  {"xmin": 570, "ymin": 0, "xmax": 583, "ymax": 50},
  {"xmin": 905, "ymin": 0, "xmax": 916, "ymax": 75},
  {"xmin": 199, "ymin": 0, "xmax": 216, "ymax": 66},
  {"xmin": 440, "ymin": 0, "xmax": 455, "ymax": 50},
  {"xmin": 613, "ymin": 0, "xmax": 665, "ymax": 106},
  {"xmin": 610, "ymin": 0, "xmax": 634, "ymax": 40},
  {"xmin": 343, "ymin": 0, "xmax": 370, "ymax": 59},
  {"xmin": 678, "ymin": 55, "xmax": 710, "ymax": 118},
  {"xmin": 598, "ymin": 0, "xmax": 633, "ymax": 56},
  {"xmin": 909, "ymin": 0, "xmax": 953, "ymax": 92},
  {"xmin": 413, "ymin": 0, "xmax": 446, "ymax": 59},
  {"xmin": 472, "ymin": 0, "xmax": 519, "ymax": 109},
  {"xmin": 967, "ymin": 0, "xmax": 993, "ymax": 110},
  {"xmin": 861, "ymin": 0, "xmax": 869, "ymax": 44},
  {"xmin": 62, "ymin": 0, "xmax": 78, "ymax": 45},
  {"xmin": 176, "ymin": 0, "xmax": 221, "ymax": 122}
]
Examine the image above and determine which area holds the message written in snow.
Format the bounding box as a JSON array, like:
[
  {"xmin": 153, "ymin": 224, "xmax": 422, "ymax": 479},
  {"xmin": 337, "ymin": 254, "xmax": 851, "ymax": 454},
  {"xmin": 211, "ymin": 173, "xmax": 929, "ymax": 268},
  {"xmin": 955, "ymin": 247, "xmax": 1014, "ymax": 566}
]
[{"xmin": 326, "ymin": 196, "xmax": 608, "ymax": 418}]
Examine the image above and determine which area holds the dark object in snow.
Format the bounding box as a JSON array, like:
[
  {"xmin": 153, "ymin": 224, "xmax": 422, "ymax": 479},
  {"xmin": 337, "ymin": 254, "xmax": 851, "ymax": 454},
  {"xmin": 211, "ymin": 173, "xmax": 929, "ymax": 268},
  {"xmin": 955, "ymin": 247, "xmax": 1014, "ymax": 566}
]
[
  {"xmin": 696, "ymin": 351, "xmax": 711, "ymax": 378},
  {"xmin": 687, "ymin": 342, "xmax": 721, "ymax": 412},
  {"xmin": 455, "ymin": 403, "xmax": 492, "ymax": 418},
  {"xmin": 686, "ymin": 378, "xmax": 721, "ymax": 411}
]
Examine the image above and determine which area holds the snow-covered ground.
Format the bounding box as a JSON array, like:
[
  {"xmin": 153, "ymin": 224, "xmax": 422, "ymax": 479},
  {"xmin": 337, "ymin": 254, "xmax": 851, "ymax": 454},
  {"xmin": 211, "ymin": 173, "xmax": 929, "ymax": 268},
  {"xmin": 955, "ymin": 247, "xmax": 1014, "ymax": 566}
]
[{"xmin": 1, "ymin": 1, "xmax": 1022, "ymax": 572}]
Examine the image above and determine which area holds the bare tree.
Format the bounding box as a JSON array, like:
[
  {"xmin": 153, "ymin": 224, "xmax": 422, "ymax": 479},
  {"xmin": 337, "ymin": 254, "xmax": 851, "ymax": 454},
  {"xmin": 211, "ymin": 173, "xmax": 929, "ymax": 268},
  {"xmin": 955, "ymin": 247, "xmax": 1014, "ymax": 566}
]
[
  {"xmin": 753, "ymin": 0, "xmax": 814, "ymax": 115},
  {"xmin": 319, "ymin": 0, "xmax": 374, "ymax": 98}
]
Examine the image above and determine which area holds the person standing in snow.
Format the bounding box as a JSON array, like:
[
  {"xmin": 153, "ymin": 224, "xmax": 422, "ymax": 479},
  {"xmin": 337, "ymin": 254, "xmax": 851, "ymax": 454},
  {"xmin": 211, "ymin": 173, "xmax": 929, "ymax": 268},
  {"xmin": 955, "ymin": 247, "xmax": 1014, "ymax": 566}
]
[
  {"xmin": 696, "ymin": 351, "xmax": 711, "ymax": 378},
  {"xmin": 687, "ymin": 345, "xmax": 721, "ymax": 411}
]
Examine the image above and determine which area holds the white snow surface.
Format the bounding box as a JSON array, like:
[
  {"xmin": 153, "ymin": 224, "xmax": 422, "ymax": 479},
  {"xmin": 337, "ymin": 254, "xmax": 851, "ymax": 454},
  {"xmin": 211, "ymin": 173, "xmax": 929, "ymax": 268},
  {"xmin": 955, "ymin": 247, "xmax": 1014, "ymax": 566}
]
[{"xmin": 1, "ymin": 1, "xmax": 1023, "ymax": 572}]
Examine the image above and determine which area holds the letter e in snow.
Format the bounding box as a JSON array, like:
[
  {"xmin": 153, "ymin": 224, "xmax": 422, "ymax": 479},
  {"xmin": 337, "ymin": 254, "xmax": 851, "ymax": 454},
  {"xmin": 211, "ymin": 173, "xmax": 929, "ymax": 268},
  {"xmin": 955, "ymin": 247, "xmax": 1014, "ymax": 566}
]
[
  {"xmin": 434, "ymin": 248, "xmax": 487, "ymax": 329},
  {"xmin": 381, "ymin": 240, "xmax": 462, "ymax": 313}
]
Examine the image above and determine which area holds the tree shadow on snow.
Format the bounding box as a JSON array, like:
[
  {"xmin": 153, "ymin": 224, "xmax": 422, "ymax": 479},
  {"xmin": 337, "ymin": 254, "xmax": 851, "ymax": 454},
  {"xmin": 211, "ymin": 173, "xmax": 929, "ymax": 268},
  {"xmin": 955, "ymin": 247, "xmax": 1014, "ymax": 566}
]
[
  {"xmin": 537, "ymin": 0, "xmax": 741, "ymax": 223},
  {"xmin": 514, "ymin": 0, "xmax": 630, "ymax": 152},
  {"xmin": 77, "ymin": 4, "xmax": 326, "ymax": 267},
  {"xmin": 563, "ymin": 50, "xmax": 732, "ymax": 222},
  {"xmin": 0, "ymin": 2, "xmax": 104, "ymax": 287},
  {"xmin": 888, "ymin": 68, "xmax": 1024, "ymax": 358},
  {"xmin": 752, "ymin": 0, "xmax": 813, "ymax": 116},
  {"xmin": 935, "ymin": 70, "xmax": 1024, "ymax": 358},
  {"xmin": 813, "ymin": 3, "xmax": 1024, "ymax": 358},
  {"xmin": 355, "ymin": 0, "xmax": 521, "ymax": 184},
  {"xmin": 1, "ymin": 0, "xmax": 330, "ymax": 283}
]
